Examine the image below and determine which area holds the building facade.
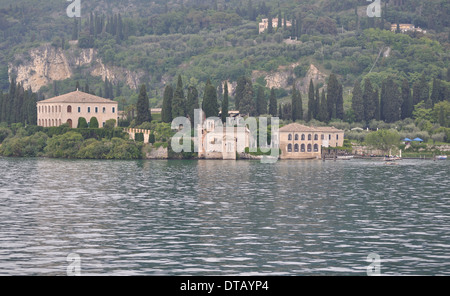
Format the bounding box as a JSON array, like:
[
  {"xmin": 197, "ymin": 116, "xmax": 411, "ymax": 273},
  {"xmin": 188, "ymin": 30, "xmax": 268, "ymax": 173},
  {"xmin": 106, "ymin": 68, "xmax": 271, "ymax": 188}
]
[
  {"xmin": 197, "ymin": 117, "xmax": 251, "ymax": 160},
  {"xmin": 279, "ymin": 123, "xmax": 344, "ymax": 159},
  {"xmin": 258, "ymin": 18, "xmax": 292, "ymax": 34},
  {"xmin": 37, "ymin": 90, "xmax": 118, "ymax": 128}
]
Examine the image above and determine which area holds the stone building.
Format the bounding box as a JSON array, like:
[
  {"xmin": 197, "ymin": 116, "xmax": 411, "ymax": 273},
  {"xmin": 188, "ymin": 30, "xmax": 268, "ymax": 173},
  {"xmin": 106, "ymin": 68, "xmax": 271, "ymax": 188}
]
[
  {"xmin": 279, "ymin": 123, "xmax": 344, "ymax": 159},
  {"xmin": 258, "ymin": 18, "xmax": 292, "ymax": 34},
  {"xmin": 37, "ymin": 90, "xmax": 118, "ymax": 128},
  {"xmin": 197, "ymin": 117, "xmax": 251, "ymax": 160}
]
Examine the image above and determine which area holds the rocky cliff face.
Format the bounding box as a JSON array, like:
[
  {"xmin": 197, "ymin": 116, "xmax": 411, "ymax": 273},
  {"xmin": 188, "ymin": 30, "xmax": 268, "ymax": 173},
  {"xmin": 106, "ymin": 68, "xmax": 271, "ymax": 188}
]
[
  {"xmin": 8, "ymin": 43, "xmax": 144, "ymax": 92},
  {"xmin": 252, "ymin": 63, "xmax": 327, "ymax": 93}
]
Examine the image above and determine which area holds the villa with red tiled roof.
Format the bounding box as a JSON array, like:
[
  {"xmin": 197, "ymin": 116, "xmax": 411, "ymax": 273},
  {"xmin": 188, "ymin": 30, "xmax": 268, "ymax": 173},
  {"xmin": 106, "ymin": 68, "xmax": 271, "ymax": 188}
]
[
  {"xmin": 279, "ymin": 123, "xmax": 344, "ymax": 159},
  {"xmin": 37, "ymin": 90, "xmax": 118, "ymax": 128}
]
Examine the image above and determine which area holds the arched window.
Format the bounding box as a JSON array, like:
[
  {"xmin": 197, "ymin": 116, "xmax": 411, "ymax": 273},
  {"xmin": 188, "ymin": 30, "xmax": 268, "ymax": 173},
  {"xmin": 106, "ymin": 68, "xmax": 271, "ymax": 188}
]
[
  {"xmin": 67, "ymin": 119, "xmax": 73, "ymax": 128},
  {"xmin": 59, "ymin": 106, "xmax": 61, "ymax": 113},
  {"xmin": 308, "ymin": 134, "xmax": 312, "ymax": 140},
  {"xmin": 45, "ymin": 119, "xmax": 47, "ymax": 127},
  {"xmin": 314, "ymin": 134, "xmax": 318, "ymax": 140},
  {"xmin": 314, "ymin": 144, "xmax": 319, "ymax": 152},
  {"xmin": 336, "ymin": 134, "xmax": 339, "ymax": 140},
  {"xmin": 52, "ymin": 119, "xmax": 54, "ymax": 126},
  {"xmin": 59, "ymin": 119, "xmax": 61, "ymax": 126},
  {"xmin": 295, "ymin": 134, "xmax": 299, "ymax": 141},
  {"xmin": 301, "ymin": 134, "xmax": 305, "ymax": 140},
  {"xmin": 52, "ymin": 106, "xmax": 54, "ymax": 113},
  {"xmin": 321, "ymin": 134, "xmax": 324, "ymax": 140},
  {"xmin": 45, "ymin": 106, "xmax": 47, "ymax": 113},
  {"xmin": 287, "ymin": 144, "xmax": 292, "ymax": 152},
  {"xmin": 301, "ymin": 144, "xmax": 305, "ymax": 152},
  {"xmin": 67, "ymin": 105, "xmax": 72, "ymax": 113},
  {"xmin": 38, "ymin": 119, "xmax": 41, "ymax": 126},
  {"xmin": 307, "ymin": 144, "xmax": 312, "ymax": 152},
  {"xmin": 294, "ymin": 144, "xmax": 299, "ymax": 152},
  {"xmin": 288, "ymin": 134, "xmax": 292, "ymax": 140}
]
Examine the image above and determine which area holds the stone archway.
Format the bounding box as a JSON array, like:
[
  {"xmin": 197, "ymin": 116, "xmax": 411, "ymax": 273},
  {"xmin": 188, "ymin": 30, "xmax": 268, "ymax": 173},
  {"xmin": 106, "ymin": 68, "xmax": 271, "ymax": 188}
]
[{"xmin": 67, "ymin": 119, "xmax": 73, "ymax": 128}]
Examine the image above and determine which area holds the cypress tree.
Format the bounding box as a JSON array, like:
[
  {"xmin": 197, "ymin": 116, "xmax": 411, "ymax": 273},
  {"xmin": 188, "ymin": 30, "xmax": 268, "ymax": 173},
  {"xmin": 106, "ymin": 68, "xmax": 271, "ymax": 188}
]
[
  {"xmin": 278, "ymin": 103, "xmax": 283, "ymax": 119},
  {"xmin": 267, "ymin": 16, "xmax": 273, "ymax": 33},
  {"xmin": 383, "ymin": 79, "xmax": 402, "ymax": 123},
  {"xmin": 327, "ymin": 74, "xmax": 339, "ymax": 120},
  {"xmin": 351, "ymin": 80, "xmax": 364, "ymax": 122},
  {"xmin": 363, "ymin": 78, "xmax": 376, "ymax": 122},
  {"xmin": 336, "ymin": 83, "xmax": 344, "ymax": 120},
  {"xmin": 161, "ymin": 85, "xmax": 173, "ymax": 123},
  {"xmin": 202, "ymin": 79, "xmax": 219, "ymax": 118},
  {"xmin": 430, "ymin": 78, "xmax": 441, "ymax": 106},
  {"xmin": 268, "ymin": 88, "xmax": 277, "ymax": 117},
  {"xmin": 291, "ymin": 86, "xmax": 303, "ymax": 121},
  {"xmin": 380, "ymin": 80, "xmax": 387, "ymax": 121},
  {"xmin": 235, "ymin": 76, "xmax": 247, "ymax": 111},
  {"xmin": 186, "ymin": 86, "xmax": 199, "ymax": 126},
  {"xmin": 374, "ymin": 88, "xmax": 380, "ymax": 121},
  {"xmin": 172, "ymin": 75, "xmax": 185, "ymax": 118},
  {"xmin": 277, "ymin": 11, "xmax": 282, "ymax": 30},
  {"xmin": 318, "ymin": 89, "xmax": 328, "ymax": 122},
  {"xmin": 256, "ymin": 86, "xmax": 266, "ymax": 115},
  {"xmin": 412, "ymin": 74, "xmax": 429, "ymax": 106},
  {"xmin": 221, "ymin": 82, "xmax": 229, "ymax": 123},
  {"xmin": 136, "ymin": 84, "xmax": 151, "ymax": 125},
  {"xmin": 314, "ymin": 87, "xmax": 320, "ymax": 120},
  {"xmin": 401, "ymin": 79, "xmax": 413, "ymax": 119},
  {"xmin": 239, "ymin": 82, "xmax": 255, "ymax": 116},
  {"xmin": 307, "ymin": 79, "xmax": 315, "ymax": 121},
  {"xmin": 71, "ymin": 18, "xmax": 78, "ymax": 40},
  {"xmin": 89, "ymin": 117, "xmax": 99, "ymax": 128}
]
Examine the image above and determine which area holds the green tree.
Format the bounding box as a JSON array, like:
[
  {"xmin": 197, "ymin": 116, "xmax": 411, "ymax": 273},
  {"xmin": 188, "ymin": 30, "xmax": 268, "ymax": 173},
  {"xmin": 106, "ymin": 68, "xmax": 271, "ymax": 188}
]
[
  {"xmin": 363, "ymin": 78, "xmax": 377, "ymax": 122},
  {"xmin": 239, "ymin": 82, "xmax": 255, "ymax": 116},
  {"xmin": 162, "ymin": 85, "xmax": 173, "ymax": 123},
  {"xmin": 351, "ymin": 80, "xmax": 364, "ymax": 122},
  {"xmin": 430, "ymin": 78, "xmax": 441, "ymax": 106},
  {"xmin": 336, "ymin": 83, "xmax": 344, "ymax": 120},
  {"xmin": 327, "ymin": 74, "xmax": 339, "ymax": 120},
  {"xmin": 365, "ymin": 129, "xmax": 400, "ymax": 154},
  {"xmin": 401, "ymin": 79, "xmax": 413, "ymax": 119},
  {"xmin": 172, "ymin": 75, "xmax": 185, "ymax": 118},
  {"xmin": 412, "ymin": 74, "xmax": 429, "ymax": 106},
  {"xmin": 221, "ymin": 82, "xmax": 229, "ymax": 123},
  {"xmin": 89, "ymin": 117, "xmax": 99, "ymax": 128},
  {"xmin": 291, "ymin": 85, "xmax": 303, "ymax": 121},
  {"xmin": 186, "ymin": 86, "xmax": 199, "ymax": 126},
  {"xmin": 234, "ymin": 76, "xmax": 247, "ymax": 111},
  {"xmin": 307, "ymin": 79, "xmax": 315, "ymax": 121},
  {"xmin": 77, "ymin": 117, "xmax": 88, "ymax": 128},
  {"xmin": 268, "ymin": 88, "xmax": 277, "ymax": 117},
  {"xmin": 318, "ymin": 89, "xmax": 328, "ymax": 122},
  {"xmin": 136, "ymin": 84, "xmax": 151, "ymax": 125},
  {"xmin": 256, "ymin": 86, "xmax": 266, "ymax": 115},
  {"xmin": 382, "ymin": 78, "xmax": 402, "ymax": 123},
  {"xmin": 202, "ymin": 79, "xmax": 219, "ymax": 118}
]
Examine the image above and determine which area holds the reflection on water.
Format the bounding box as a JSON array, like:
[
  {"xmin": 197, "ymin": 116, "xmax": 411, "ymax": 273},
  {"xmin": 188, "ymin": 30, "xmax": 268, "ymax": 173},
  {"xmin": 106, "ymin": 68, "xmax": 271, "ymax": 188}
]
[{"xmin": 0, "ymin": 158, "xmax": 448, "ymax": 275}]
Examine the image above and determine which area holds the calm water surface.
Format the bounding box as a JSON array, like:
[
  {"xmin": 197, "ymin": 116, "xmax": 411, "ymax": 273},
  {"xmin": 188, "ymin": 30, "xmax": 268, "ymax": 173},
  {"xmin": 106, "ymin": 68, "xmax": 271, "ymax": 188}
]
[{"xmin": 0, "ymin": 157, "xmax": 448, "ymax": 275}]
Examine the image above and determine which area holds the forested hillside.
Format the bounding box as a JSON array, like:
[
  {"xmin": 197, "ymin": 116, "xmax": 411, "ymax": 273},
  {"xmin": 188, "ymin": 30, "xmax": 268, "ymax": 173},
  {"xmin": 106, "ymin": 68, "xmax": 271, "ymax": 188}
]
[{"xmin": 0, "ymin": 0, "xmax": 449, "ymax": 131}]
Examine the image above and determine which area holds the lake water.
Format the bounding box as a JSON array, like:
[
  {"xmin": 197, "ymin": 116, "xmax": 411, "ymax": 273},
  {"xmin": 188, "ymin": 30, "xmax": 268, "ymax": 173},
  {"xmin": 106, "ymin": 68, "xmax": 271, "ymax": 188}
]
[{"xmin": 0, "ymin": 157, "xmax": 448, "ymax": 275}]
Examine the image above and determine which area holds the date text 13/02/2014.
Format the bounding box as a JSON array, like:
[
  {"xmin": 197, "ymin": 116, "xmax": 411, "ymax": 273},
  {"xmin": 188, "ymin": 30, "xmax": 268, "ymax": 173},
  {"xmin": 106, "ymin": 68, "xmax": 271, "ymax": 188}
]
[{"xmin": 180, "ymin": 280, "xmax": 269, "ymax": 293}]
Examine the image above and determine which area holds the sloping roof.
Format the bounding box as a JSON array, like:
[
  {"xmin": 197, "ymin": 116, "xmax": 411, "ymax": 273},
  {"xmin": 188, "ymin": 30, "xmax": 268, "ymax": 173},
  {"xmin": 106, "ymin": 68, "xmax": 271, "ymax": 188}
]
[
  {"xmin": 279, "ymin": 123, "xmax": 317, "ymax": 132},
  {"xmin": 279, "ymin": 123, "xmax": 343, "ymax": 133},
  {"xmin": 38, "ymin": 90, "xmax": 117, "ymax": 104}
]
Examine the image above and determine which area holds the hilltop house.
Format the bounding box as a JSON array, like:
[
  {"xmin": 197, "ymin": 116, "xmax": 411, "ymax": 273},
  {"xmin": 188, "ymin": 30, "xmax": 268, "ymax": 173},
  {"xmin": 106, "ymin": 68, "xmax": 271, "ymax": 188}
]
[
  {"xmin": 37, "ymin": 90, "xmax": 118, "ymax": 128},
  {"xmin": 259, "ymin": 18, "xmax": 292, "ymax": 34},
  {"xmin": 390, "ymin": 23, "xmax": 426, "ymax": 34},
  {"xmin": 279, "ymin": 123, "xmax": 344, "ymax": 159}
]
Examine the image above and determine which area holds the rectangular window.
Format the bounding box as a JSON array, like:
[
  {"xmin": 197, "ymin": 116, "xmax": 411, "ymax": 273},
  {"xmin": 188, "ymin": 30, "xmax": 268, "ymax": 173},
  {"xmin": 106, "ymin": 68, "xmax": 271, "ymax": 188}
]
[
  {"xmin": 95, "ymin": 107, "xmax": 98, "ymax": 113},
  {"xmin": 112, "ymin": 107, "xmax": 115, "ymax": 113},
  {"xmin": 336, "ymin": 134, "xmax": 339, "ymax": 140},
  {"xmin": 321, "ymin": 134, "xmax": 324, "ymax": 140},
  {"xmin": 88, "ymin": 107, "xmax": 91, "ymax": 113},
  {"xmin": 78, "ymin": 107, "xmax": 81, "ymax": 113},
  {"xmin": 102, "ymin": 122, "xmax": 105, "ymax": 127},
  {"xmin": 103, "ymin": 107, "xmax": 106, "ymax": 113}
]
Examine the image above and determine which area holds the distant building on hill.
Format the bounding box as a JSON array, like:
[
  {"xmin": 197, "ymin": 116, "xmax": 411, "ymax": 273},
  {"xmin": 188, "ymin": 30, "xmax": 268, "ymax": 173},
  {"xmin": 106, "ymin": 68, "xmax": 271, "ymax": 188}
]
[
  {"xmin": 37, "ymin": 90, "xmax": 118, "ymax": 128},
  {"xmin": 390, "ymin": 23, "xmax": 426, "ymax": 34},
  {"xmin": 259, "ymin": 18, "xmax": 292, "ymax": 34}
]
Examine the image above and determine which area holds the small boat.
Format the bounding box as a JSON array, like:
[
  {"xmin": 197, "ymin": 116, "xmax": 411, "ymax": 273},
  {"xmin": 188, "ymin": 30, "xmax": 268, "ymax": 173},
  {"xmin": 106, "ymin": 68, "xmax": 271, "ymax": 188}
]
[
  {"xmin": 337, "ymin": 155, "xmax": 354, "ymax": 160},
  {"xmin": 436, "ymin": 155, "xmax": 447, "ymax": 160}
]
